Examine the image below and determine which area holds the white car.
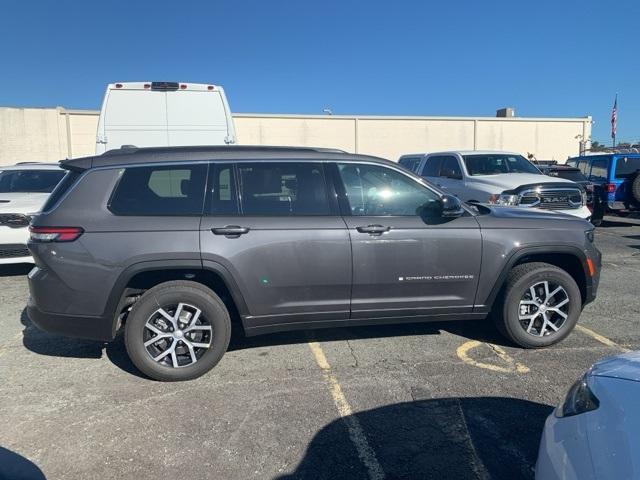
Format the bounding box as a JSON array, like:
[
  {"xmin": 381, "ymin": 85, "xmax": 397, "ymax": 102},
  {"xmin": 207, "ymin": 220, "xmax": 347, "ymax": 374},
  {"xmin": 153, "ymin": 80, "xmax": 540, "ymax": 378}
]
[
  {"xmin": 0, "ymin": 163, "xmax": 65, "ymax": 264},
  {"xmin": 398, "ymin": 151, "xmax": 592, "ymax": 220},
  {"xmin": 536, "ymin": 351, "xmax": 640, "ymax": 479}
]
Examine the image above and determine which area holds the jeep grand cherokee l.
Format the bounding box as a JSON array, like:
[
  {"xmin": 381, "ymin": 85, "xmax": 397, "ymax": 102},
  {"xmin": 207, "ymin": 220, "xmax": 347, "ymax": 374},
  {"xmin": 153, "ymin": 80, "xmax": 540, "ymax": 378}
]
[{"xmin": 27, "ymin": 146, "xmax": 601, "ymax": 381}]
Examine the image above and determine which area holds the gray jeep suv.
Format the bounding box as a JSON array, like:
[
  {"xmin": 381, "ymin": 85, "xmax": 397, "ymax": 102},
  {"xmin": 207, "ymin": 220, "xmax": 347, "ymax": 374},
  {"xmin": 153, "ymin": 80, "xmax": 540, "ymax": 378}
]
[{"xmin": 27, "ymin": 146, "xmax": 601, "ymax": 381}]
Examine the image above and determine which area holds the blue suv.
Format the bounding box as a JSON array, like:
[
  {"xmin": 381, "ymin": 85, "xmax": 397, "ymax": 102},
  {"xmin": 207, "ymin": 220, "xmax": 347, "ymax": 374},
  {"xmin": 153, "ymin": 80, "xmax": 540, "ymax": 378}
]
[{"xmin": 566, "ymin": 153, "xmax": 640, "ymax": 214}]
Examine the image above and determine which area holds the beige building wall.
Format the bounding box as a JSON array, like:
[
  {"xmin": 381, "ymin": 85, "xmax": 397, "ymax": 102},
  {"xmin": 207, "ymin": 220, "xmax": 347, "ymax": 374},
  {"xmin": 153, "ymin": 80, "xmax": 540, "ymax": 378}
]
[{"xmin": 0, "ymin": 107, "xmax": 591, "ymax": 165}]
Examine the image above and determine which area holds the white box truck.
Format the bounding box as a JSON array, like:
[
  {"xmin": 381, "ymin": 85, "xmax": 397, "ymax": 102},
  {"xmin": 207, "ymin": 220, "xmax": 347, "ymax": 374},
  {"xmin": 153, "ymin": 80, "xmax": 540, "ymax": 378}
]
[{"xmin": 95, "ymin": 81, "xmax": 236, "ymax": 154}]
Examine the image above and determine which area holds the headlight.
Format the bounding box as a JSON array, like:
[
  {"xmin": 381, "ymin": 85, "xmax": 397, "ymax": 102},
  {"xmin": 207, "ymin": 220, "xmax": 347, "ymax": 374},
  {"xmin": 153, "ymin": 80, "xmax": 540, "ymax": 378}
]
[
  {"xmin": 585, "ymin": 229, "xmax": 595, "ymax": 243},
  {"xmin": 581, "ymin": 190, "xmax": 588, "ymax": 206},
  {"xmin": 556, "ymin": 374, "xmax": 599, "ymax": 418},
  {"xmin": 488, "ymin": 194, "xmax": 519, "ymax": 206}
]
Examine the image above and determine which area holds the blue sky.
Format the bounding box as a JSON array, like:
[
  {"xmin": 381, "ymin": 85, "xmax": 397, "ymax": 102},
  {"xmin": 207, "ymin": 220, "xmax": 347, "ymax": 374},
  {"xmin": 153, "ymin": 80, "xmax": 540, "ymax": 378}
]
[{"xmin": 1, "ymin": 0, "xmax": 638, "ymax": 143}]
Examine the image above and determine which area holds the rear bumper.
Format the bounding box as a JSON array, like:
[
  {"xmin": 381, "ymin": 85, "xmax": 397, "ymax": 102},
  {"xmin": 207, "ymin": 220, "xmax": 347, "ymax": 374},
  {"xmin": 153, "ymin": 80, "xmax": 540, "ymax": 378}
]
[{"xmin": 27, "ymin": 296, "xmax": 115, "ymax": 342}]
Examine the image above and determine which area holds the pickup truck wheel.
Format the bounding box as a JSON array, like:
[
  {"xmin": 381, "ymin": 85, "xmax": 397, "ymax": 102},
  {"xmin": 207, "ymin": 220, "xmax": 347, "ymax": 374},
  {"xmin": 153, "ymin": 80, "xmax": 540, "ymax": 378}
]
[
  {"xmin": 124, "ymin": 280, "xmax": 231, "ymax": 381},
  {"xmin": 494, "ymin": 262, "xmax": 581, "ymax": 348}
]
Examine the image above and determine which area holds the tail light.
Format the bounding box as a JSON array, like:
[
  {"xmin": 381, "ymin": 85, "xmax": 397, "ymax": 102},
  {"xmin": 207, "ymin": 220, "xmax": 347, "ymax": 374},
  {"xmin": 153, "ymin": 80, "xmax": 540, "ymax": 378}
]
[
  {"xmin": 29, "ymin": 226, "xmax": 84, "ymax": 243},
  {"xmin": 606, "ymin": 183, "xmax": 616, "ymax": 193}
]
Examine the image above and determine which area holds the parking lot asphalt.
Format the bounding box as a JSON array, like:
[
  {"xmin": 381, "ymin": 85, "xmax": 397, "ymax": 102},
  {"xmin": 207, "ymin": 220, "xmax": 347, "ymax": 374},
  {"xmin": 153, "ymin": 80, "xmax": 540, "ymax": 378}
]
[{"xmin": 1, "ymin": 215, "xmax": 639, "ymax": 480}]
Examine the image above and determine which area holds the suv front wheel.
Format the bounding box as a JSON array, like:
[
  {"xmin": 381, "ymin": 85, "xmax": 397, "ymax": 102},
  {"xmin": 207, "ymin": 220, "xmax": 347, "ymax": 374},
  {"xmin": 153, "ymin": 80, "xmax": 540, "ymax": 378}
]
[
  {"xmin": 124, "ymin": 280, "xmax": 231, "ymax": 381},
  {"xmin": 494, "ymin": 262, "xmax": 582, "ymax": 348}
]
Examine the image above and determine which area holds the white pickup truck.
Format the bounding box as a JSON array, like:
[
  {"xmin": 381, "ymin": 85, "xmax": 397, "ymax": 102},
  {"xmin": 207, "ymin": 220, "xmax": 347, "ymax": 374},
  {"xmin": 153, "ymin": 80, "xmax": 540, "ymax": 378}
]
[{"xmin": 399, "ymin": 150, "xmax": 591, "ymax": 220}]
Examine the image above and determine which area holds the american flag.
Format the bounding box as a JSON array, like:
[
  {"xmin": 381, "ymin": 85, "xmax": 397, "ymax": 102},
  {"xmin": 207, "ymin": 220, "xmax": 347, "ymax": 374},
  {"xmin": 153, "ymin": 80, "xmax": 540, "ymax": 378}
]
[{"xmin": 611, "ymin": 95, "xmax": 618, "ymax": 139}]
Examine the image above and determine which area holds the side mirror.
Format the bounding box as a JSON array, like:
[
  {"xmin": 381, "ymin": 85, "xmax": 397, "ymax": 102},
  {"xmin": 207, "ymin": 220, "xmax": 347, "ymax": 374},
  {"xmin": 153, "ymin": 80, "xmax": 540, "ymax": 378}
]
[{"xmin": 441, "ymin": 194, "xmax": 464, "ymax": 218}]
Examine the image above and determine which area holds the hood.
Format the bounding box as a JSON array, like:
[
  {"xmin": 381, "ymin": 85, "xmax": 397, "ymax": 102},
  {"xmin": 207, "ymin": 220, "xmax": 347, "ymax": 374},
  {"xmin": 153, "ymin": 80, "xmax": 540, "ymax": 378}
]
[
  {"xmin": 475, "ymin": 204, "xmax": 587, "ymax": 223},
  {"xmin": 589, "ymin": 351, "xmax": 640, "ymax": 383},
  {"xmin": 0, "ymin": 192, "xmax": 50, "ymax": 214},
  {"xmin": 470, "ymin": 173, "xmax": 574, "ymax": 191}
]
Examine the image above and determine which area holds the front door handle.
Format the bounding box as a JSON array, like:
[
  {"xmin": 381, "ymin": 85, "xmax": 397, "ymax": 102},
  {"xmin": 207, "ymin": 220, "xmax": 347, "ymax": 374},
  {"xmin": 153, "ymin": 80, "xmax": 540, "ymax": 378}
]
[
  {"xmin": 356, "ymin": 224, "xmax": 391, "ymax": 235},
  {"xmin": 211, "ymin": 226, "xmax": 250, "ymax": 236}
]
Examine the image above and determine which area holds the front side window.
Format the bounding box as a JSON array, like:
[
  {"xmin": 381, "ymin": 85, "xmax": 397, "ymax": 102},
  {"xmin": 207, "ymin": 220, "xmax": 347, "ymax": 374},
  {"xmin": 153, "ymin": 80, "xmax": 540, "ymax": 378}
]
[
  {"xmin": 238, "ymin": 162, "xmax": 331, "ymax": 215},
  {"xmin": 421, "ymin": 156, "xmax": 443, "ymax": 177},
  {"xmin": 589, "ymin": 158, "xmax": 609, "ymax": 182},
  {"xmin": 439, "ymin": 156, "xmax": 462, "ymax": 179},
  {"xmin": 337, "ymin": 163, "xmax": 440, "ymax": 216},
  {"xmin": 463, "ymin": 154, "xmax": 540, "ymax": 176},
  {"xmin": 0, "ymin": 169, "xmax": 65, "ymax": 193},
  {"xmin": 109, "ymin": 164, "xmax": 207, "ymax": 215}
]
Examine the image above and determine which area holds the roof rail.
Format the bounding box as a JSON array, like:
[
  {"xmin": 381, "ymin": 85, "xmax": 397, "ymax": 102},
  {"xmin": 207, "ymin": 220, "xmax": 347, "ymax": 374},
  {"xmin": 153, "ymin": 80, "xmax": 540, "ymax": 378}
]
[
  {"xmin": 100, "ymin": 145, "xmax": 350, "ymax": 157},
  {"xmin": 586, "ymin": 147, "xmax": 640, "ymax": 154}
]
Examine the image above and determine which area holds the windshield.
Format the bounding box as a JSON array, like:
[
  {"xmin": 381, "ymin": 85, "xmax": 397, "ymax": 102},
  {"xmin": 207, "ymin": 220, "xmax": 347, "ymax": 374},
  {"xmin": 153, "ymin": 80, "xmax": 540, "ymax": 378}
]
[
  {"xmin": 0, "ymin": 169, "xmax": 65, "ymax": 193},
  {"xmin": 462, "ymin": 154, "xmax": 541, "ymax": 176}
]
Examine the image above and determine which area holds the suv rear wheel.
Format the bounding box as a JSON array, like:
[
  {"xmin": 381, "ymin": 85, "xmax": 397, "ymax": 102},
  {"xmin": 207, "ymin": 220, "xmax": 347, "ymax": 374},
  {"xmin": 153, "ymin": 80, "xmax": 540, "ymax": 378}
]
[
  {"xmin": 124, "ymin": 280, "xmax": 231, "ymax": 381},
  {"xmin": 494, "ymin": 262, "xmax": 581, "ymax": 348}
]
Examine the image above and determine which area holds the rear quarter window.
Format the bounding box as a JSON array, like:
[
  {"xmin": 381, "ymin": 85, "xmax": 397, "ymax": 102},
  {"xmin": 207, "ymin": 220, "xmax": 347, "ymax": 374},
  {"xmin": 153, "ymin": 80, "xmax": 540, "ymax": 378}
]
[
  {"xmin": 41, "ymin": 170, "xmax": 81, "ymax": 212},
  {"xmin": 614, "ymin": 157, "xmax": 640, "ymax": 179},
  {"xmin": 109, "ymin": 164, "xmax": 207, "ymax": 216}
]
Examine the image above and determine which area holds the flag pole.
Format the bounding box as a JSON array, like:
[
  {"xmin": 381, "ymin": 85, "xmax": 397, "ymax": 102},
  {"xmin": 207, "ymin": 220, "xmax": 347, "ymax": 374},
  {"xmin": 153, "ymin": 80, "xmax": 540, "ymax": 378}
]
[{"xmin": 612, "ymin": 93, "xmax": 617, "ymax": 148}]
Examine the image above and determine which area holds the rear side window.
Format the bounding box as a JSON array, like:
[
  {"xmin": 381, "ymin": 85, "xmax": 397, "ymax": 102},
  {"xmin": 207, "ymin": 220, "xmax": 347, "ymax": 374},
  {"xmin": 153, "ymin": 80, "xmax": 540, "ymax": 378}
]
[
  {"xmin": 238, "ymin": 162, "xmax": 331, "ymax": 215},
  {"xmin": 422, "ymin": 156, "xmax": 443, "ymax": 176},
  {"xmin": 109, "ymin": 164, "xmax": 207, "ymax": 216},
  {"xmin": 41, "ymin": 170, "xmax": 81, "ymax": 211},
  {"xmin": 614, "ymin": 157, "xmax": 640, "ymax": 179},
  {"xmin": 589, "ymin": 158, "xmax": 609, "ymax": 182},
  {"xmin": 399, "ymin": 157, "xmax": 420, "ymax": 172}
]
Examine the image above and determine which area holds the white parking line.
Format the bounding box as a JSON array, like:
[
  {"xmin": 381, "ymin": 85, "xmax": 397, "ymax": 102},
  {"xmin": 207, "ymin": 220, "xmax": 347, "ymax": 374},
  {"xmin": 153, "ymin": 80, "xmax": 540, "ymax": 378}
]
[{"xmin": 307, "ymin": 340, "xmax": 385, "ymax": 480}]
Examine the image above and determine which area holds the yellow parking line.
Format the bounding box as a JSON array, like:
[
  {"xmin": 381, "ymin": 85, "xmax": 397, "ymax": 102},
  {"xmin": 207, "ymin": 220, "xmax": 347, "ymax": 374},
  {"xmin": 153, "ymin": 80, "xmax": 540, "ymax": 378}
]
[
  {"xmin": 575, "ymin": 325, "xmax": 631, "ymax": 353},
  {"xmin": 457, "ymin": 340, "xmax": 530, "ymax": 374},
  {"xmin": 307, "ymin": 340, "xmax": 385, "ymax": 480}
]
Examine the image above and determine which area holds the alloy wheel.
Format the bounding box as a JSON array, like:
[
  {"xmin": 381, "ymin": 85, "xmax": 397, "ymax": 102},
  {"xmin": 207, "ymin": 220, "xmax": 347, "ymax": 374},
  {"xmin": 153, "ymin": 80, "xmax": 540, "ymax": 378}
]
[
  {"xmin": 518, "ymin": 281, "xmax": 570, "ymax": 337},
  {"xmin": 143, "ymin": 303, "xmax": 212, "ymax": 368}
]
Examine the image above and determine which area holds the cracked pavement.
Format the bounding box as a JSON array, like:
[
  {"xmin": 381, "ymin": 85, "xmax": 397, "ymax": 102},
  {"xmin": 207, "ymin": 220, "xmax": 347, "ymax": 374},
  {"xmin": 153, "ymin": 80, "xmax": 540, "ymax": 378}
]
[{"xmin": 1, "ymin": 215, "xmax": 639, "ymax": 479}]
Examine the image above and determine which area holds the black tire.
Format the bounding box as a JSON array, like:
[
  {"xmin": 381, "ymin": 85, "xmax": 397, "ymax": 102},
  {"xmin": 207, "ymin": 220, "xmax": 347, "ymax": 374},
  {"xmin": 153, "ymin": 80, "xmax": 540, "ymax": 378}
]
[
  {"xmin": 632, "ymin": 173, "xmax": 640, "ymax": 204},
  {"xmin": 493, "ymin": 262, "xmax": 582, "ymax": 348},
  {"xmin": 125, "ymin": 280, "xmax": 231, "ymax": 381}
]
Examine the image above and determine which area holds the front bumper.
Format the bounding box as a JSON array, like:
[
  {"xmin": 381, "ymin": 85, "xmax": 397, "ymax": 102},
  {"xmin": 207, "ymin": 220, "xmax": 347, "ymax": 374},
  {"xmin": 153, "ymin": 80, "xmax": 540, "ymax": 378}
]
[
  {"xmin": 0, "ymin": 226, "xmax": 33, "ymax": 264},
  {"xmin": 535, "ymin": 411, "xmax": 595, "ymax": 480}
]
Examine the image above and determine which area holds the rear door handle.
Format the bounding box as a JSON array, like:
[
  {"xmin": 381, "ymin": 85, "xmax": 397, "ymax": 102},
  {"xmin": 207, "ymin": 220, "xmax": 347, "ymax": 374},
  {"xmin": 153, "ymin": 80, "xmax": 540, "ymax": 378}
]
[
  {"xmin": 356, "ymin": 224, "xmax": 391, "ymax": 235},
  {"xmin": 211, "ymin": 226, "xmax": 250, "ymax": 236}
]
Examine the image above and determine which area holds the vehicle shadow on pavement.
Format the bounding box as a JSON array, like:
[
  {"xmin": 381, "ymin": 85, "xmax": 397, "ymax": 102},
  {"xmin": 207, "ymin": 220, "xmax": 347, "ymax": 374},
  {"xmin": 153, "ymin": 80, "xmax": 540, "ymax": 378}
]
[
  {"xmin": 0, "ymin": 446, "xmax": 46, "ymax": 479},
  {"xmin": 275, "ymin": 397, "xmax": 552, "ymax": 480},
  {"xmin": 228, "ymin": 319, "xmax": 511, "ymax": 352},
  {"xmin": 0, "ymin": 264, "xmax": 32, "ymax": 277},
  {"xmin": 20, "ymin": 309, "xmax": 145, "ymax": 378},
  {"xmin": 20, "ymin": 310, "xmax": 510, "ymax": 379}
]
